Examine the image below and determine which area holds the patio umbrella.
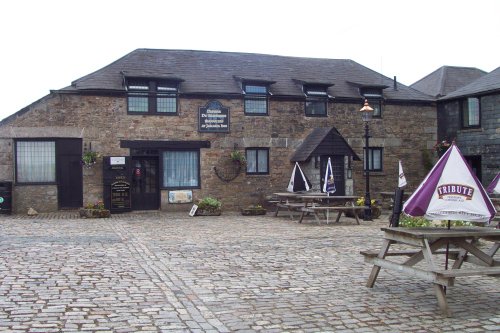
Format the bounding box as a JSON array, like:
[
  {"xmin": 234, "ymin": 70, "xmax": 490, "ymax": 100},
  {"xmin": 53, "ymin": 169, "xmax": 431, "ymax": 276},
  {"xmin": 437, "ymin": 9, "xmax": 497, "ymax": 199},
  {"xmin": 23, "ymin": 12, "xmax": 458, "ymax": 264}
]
[
  {"xmin": 403, "ymin": 143, "xmax": 496, "ymax": 270},
  {"xmin": 323, "ymin": 157, "xmax": 336, "ymax": 195},
  {"xmin": 398, "ymin": 160, "xmax": 407, "ymax": 188},
  {"xmin": 486, "ymin": 172, "xmax": 500, "ymax": 194},
  {"xmin": 287, "ymin": 162, "xmax": 312, "ymax": 193},
  {"xmin": 403, "ymin": 143, "xmax": 496, "ymax": 224}
]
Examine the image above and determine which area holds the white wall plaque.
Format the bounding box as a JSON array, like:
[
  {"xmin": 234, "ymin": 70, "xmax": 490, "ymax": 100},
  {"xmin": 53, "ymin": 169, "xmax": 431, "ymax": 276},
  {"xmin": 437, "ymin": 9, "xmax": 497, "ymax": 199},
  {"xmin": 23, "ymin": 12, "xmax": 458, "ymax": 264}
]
[{"xmin": 110, "ymin": 157, "xmax": 126, "ymax": 165}]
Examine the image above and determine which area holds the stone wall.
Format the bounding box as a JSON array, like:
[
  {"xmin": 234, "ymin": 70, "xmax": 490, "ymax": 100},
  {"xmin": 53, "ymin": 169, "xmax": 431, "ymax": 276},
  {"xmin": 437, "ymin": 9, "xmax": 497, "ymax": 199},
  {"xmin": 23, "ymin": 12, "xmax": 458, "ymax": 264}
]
[
  {"xmin": 438, "ymin": 93, "xmax": 500, "ymax": 185},
  {"xmin": 0, "ymin": 93, "xmax": 437, "ymax": 212}
]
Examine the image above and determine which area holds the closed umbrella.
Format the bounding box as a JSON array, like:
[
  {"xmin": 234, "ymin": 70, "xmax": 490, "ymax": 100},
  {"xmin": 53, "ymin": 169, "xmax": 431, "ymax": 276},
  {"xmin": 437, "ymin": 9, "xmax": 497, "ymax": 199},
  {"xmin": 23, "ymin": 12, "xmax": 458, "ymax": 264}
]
[
  {"xmin": 287, "ymin": 162, "xmax": 312, "ymax": 193},
  {"xmin": 323, "ymin": 157, "xmax": 336, "ymax": 195},
  {"xmin": 486, "ymin": 172, "xmax": 500, "ymax": 194}
]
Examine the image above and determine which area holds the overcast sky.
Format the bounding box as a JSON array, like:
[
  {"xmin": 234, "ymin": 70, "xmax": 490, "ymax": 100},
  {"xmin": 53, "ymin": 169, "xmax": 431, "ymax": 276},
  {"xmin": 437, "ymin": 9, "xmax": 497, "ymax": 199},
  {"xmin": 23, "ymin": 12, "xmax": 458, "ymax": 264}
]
[{"xmin": 1, "ymin": 0, "xmax": 499, "ymax": 121}]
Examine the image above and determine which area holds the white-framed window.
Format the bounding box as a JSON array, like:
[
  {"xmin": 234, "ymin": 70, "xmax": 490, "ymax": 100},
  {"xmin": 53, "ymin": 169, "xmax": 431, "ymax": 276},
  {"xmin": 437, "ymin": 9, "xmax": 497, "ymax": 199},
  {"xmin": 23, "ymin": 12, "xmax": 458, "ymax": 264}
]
[
  {"xmin": 162, "ymin": 150, "xmax": 199, "ymax": 188},
  {"xmin": 16, "ymin": 140, "xmax": 56, "ymax": 183},
  {"xmin": 246, "ymin": 148, "xmax": 269, "ymax": 174}
]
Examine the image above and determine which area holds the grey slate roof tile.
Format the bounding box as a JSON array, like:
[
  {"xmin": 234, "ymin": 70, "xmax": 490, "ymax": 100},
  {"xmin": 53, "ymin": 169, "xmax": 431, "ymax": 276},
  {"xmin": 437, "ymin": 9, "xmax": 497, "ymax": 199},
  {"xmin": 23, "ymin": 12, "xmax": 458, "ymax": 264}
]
[
  {"xmin": 63, "ymin": 49, "xmax": 434, "ymax": 102},
  {"xmin": 410, "ymin": 66, "xmax": 487, "ymax": 98},
  {"xmin": 439, "ymin": 66, "xmax": 500, "ymax": 100}
]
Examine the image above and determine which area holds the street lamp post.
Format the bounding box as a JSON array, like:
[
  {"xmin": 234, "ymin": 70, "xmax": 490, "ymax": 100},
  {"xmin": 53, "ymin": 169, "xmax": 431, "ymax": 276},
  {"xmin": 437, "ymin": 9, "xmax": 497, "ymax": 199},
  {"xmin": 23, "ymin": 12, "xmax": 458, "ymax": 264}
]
[{"xmin": 359, "ymin": 99, "xmax": 374, "ymax": 221}]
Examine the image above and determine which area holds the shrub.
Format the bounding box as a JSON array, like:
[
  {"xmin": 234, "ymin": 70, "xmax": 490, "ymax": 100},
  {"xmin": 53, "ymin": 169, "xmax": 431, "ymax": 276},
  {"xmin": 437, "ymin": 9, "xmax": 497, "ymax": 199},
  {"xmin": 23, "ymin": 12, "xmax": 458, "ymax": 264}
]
[{"xmin": 197, "ymin": 197, "xmax": 222, "ymax": 212}]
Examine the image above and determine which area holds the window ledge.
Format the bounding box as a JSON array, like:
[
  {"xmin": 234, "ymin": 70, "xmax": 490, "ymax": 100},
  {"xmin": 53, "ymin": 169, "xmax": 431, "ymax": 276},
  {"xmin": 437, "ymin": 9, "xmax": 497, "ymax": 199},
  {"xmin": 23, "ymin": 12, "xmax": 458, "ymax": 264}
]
[{"xmin": 458, "ymin": 127, "xmax": 483, "ymax": 133}]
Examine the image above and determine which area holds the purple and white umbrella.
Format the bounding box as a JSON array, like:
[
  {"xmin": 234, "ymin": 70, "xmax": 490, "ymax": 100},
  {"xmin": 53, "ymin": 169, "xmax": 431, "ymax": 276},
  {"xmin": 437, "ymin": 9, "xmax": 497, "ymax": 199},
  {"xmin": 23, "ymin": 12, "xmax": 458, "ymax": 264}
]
[
  {"xmin": 287, "ymin": 162, "xmax": 312, "ymax": 193},
  {"xmin": 403, "ymin": 143, "xmax": 496, "ymax": 224},
  {"xmin": 486, "ymin": 172, "xmax": 500, "ymax": 195},
  {"xmin": 323, "ymin": 157, "xmax": 336, "ymax": 195}
]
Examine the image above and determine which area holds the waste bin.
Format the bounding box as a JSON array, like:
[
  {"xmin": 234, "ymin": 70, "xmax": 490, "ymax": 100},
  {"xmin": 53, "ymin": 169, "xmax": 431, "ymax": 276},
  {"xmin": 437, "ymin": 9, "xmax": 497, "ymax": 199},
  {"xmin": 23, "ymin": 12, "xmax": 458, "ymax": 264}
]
[{"xmin": 0, "ymin": 181, "xmax": 12, "ymax": 215}]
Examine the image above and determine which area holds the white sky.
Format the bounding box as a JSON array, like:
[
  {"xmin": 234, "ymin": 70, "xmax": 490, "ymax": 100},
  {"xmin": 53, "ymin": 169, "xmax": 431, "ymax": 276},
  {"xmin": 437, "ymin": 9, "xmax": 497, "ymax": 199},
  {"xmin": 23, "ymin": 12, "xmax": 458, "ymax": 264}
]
[{"xmin": 1, "ymin": 0, "xmax": 499, "ymax": 121}]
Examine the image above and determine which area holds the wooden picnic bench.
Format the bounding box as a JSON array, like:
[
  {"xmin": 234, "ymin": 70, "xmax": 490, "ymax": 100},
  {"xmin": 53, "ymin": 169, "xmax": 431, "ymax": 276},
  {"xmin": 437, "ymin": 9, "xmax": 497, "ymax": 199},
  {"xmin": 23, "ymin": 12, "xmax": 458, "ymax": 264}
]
[
  {"xmin": 361, "ymin": 227, "xmax": 500, "ymax": 316},
  {"xmin": 299, "ymin": 205, "xmax": 367, "ymax": 224}
]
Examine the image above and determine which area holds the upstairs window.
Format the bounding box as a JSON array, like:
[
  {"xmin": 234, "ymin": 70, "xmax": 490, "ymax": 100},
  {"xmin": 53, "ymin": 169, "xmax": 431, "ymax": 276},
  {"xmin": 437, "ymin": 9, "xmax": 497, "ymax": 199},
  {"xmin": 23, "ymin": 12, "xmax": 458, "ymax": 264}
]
[
  {"xmin": 127, "ymin": 79, "xmax": 178, "ymax": 115},
  {"xmin": 244, "ymin": 84, "xmax": 268, "ymax": 115},
  {"xmin": 361, "ymin": 88, "xmax": 383, "ymax": 117},
  {"xmin": 304, "ymin": 85, "xmax": 328, "ymax": 116},
  {"xmin": 461, "ymin": 97, "xmax": 480, "ymax": 128}
]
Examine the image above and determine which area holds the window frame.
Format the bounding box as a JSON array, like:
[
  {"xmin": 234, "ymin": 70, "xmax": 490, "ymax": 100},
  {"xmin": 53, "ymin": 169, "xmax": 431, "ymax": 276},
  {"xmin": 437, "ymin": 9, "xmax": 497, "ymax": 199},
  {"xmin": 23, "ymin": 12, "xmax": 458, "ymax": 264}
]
[
  {"xmin": 243, "ymin": 83, "xmax": 269, "ymax": 116},
  {"xmin": 361, "ymin": 88, "xmax": 383, "ymax": 118},
  {"xmin": 160, "ymin": 149, "xmax": 200, "ymax": 190},
  {"xmin": 127, "ymin": 78, "xmax": 179, "ymax": 115},
  {"xmin": 363, "ymin": 147, "xmax": 383, "ymax": 172},
  {"xmin": 461, "ymin": 97, "xmax": 481, "ymax": 129},
  {"xmin": 15, "ymin": 139, "xmax": 57, "ymax": 185},
  {"xmin": 304, "ymin": 85, "xmax": 328, "ymax": 117},
  {"xmin": 246, "ymin": 148, "xmax": 269, "ymax": 175}
]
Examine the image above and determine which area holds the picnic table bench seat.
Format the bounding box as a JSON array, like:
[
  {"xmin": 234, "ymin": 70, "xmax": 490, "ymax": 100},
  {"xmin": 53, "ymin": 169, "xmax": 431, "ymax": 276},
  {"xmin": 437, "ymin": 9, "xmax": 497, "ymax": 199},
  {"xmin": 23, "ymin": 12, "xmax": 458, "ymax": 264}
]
[{"xmin": 299, "ymin": 205, "xmax": 368, "ymax": 224}]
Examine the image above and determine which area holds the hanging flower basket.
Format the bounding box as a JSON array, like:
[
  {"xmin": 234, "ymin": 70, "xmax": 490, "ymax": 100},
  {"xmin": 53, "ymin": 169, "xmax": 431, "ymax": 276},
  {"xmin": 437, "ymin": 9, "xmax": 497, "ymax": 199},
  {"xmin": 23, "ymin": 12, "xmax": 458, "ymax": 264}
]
[
  {"xmin": 81, "ymin": 150, "xmax": 101, "ymax": 168},
  {"xmin": 434, "ymin": 140, "xmax": 451, "ymax": 157}
]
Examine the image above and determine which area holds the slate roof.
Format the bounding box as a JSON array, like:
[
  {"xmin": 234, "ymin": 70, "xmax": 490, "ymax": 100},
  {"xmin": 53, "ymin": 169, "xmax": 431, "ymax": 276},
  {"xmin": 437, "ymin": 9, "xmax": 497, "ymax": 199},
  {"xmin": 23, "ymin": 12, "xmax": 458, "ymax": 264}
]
[
  {"xmin": 290, "ymin": 127, "xmax": 360, "ymax": 162},
  {"xmin": 410, "ymin": 66, "xmax": 487, "ymax": 98},
  {"xmin": 439, "ymin": 66, "xmax": 500, "ymax": 100},
  {"xmin": 62, "ymin": 49, "xmax": 433, "ymax": 102}
]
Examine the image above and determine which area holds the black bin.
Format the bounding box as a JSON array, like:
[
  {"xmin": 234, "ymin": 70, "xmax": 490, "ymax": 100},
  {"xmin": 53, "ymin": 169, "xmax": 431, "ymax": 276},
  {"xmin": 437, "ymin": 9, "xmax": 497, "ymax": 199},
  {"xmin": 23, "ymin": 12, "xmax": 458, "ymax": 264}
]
[{"xmin": 0, "ymin": 181, "xmax": 12, "ymax": 215}]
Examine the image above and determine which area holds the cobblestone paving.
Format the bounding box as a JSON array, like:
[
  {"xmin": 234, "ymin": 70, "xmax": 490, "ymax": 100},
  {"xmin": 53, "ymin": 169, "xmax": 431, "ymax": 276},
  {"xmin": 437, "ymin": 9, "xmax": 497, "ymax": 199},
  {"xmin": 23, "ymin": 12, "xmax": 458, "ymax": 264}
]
[{"xmin": 0, "ymin": 212, "xmax": 499, "ymax": 332}]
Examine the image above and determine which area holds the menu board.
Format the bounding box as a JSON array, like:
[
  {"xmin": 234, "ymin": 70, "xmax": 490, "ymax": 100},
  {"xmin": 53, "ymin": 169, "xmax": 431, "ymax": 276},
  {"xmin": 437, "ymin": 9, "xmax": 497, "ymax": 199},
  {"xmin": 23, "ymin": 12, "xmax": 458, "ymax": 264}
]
[{"xmin": 110, "ymin": 181, "xmax": 131, "ymax": 210}]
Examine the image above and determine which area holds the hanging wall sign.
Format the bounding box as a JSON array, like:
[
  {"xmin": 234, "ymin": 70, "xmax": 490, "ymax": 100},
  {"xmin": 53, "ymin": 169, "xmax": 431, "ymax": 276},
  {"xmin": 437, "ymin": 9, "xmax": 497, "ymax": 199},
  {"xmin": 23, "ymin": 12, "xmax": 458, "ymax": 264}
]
[{"xmin": 199, "ymin": 100, "xmax": 230, "ymax": 133}]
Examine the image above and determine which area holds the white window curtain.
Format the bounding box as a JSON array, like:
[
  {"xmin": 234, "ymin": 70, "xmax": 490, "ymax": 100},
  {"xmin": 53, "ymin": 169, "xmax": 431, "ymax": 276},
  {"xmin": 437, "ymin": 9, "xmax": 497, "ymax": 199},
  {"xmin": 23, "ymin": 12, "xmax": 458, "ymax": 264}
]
[
  {"xmin": 16, "ymin": 141, "xmax": 56, "ymax": 182},
  {"xmin": 162, "ymin": 151, "xmax": 199, "ymax": 187}
]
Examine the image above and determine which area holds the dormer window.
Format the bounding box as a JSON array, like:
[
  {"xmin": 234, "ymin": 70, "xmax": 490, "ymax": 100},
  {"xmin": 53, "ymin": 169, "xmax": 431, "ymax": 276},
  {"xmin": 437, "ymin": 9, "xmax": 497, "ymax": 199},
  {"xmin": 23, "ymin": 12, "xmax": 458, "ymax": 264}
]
[
  {"xmin": 244, "ymin": 83, "xmax": 268, "ymax": 115},
  {"xmin": 360, "ymin": 87, "xmax": 383, "ymax": 117},
  {"xmin": 127, "ymin": 78, "xmax": 178, "ymax": 115},
  {"xmin": 304, "ymin": 85, "xmax": 328, "ymax": 116}
]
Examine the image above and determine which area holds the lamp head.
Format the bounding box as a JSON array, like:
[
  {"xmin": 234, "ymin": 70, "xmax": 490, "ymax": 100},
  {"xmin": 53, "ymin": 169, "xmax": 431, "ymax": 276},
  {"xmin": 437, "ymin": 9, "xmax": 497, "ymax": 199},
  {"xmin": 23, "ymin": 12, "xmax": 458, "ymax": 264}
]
[{"xmin": 359, "ymin": 99, "xmax": 373, "ymax": 122}]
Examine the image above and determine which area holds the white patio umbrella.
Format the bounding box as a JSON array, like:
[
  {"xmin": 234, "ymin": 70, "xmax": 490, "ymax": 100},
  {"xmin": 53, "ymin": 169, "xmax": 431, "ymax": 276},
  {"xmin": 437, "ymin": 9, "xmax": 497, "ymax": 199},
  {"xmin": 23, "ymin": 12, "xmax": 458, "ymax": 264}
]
[
  {"xmin": 403, "ymin": 144, "xmax": 496, "ymax": 224},
  {"xmin": 287, "ymin": 162, "xmax": 312, "ymax": 193},
  {"xmin": 403, "ymin": 143, "xmax": 496, "ymax": 269}
]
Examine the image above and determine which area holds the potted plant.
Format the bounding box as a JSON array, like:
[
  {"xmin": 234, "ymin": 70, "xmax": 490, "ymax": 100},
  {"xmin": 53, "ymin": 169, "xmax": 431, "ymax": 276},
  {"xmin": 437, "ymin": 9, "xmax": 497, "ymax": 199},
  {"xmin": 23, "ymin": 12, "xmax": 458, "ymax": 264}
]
[
  {"xmin": 241, "ymin": 204, "xmax": 267, "ymax": 216},
  {"xmin": 230, "ymin": 150, "xmax": 246, "ymax": 165},
  {"xmin": 346, "ymin": 197, "xmax": 381, "ymax": 219},
  {"xmin": 79, "ymin": 200, "xmax": 111, "ymax": 218},
  {"xmin": 195, "ymin": 196, "xmax": 222, "ymax": 216},
  {"xmin": 82, "ymin": 150, "xmax": 101, "ymax": 168}
]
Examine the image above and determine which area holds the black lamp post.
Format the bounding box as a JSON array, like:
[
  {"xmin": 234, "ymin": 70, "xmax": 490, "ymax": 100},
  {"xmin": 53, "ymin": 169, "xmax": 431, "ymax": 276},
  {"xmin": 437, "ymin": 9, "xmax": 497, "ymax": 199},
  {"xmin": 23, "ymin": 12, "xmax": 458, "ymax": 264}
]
[{"xmin": 359, "ymin": 99, "xmax": 373, "ymax": 221}]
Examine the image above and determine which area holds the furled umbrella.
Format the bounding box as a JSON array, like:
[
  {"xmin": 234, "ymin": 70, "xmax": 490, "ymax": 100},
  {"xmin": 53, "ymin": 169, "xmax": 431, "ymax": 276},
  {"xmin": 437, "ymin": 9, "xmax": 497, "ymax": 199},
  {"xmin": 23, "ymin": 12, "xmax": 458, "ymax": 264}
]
[
  {"xmin": 403, "ymin": 143, "xmax": 496, "ymax": 269},
  {"xmin": 486, "ymin": 172, "xmax": 500, "ymax": 194},
  {"xmin": 322, "ymin": 157, "xmax": 336, "ymax": 222},
  {"xmin": 287, "ymin": 162, "xmax": 312, "ymax": 193}
]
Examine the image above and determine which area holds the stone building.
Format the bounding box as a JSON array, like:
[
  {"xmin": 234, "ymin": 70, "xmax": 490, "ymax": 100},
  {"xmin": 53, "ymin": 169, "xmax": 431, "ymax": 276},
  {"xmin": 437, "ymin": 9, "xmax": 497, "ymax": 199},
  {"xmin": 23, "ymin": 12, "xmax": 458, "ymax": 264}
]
[
  {"xmin": 411, "ymin": 66, "xmax": 500, "ymax": 185},
  {"xmin": 0, "ymin": 49, "xmax": 436, "ymax": 213}
]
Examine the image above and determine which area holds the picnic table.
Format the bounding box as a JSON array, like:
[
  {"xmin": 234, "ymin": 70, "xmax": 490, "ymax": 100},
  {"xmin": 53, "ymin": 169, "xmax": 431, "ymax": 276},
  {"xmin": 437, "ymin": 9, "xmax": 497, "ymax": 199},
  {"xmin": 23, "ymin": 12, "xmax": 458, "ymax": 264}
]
[
  {"xmin": 361, "ymin": 227, "xmax": 500, "ymax": 316},
  {"xmin": 272, "ymin": 192, "xmax": 307, "ymax": 219},
  {"xmin": 298, "ymin": 195, "xmax": 363, "ymax": 224}
]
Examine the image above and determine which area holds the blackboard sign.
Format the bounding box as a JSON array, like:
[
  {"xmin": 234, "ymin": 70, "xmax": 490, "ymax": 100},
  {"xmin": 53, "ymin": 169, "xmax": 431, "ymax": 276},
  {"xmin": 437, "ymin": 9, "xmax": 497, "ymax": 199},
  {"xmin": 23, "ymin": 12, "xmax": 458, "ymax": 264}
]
[
  {"xmin": 199, "ymin": 100, "xmax": 229, "ymax": 132},
  {"xmin": 111, "ymin": 181, "xmax": 131, "ymax": 210}
]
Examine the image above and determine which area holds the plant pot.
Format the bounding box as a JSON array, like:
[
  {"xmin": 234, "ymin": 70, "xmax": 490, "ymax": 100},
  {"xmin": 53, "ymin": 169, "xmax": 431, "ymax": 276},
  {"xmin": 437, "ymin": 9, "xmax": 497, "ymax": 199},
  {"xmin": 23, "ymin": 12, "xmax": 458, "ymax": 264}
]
[
  {"xmin": 195, "ymin": 209, "xmax": 222, "ymax": 216},
  {"xmin": 241, "ymin": 208, "xmax": 267, "ymax": 216},
  {"xmin": 345, "ymin": 206, "xmax": 381, "ymax": 219},
  {"xmin": 79, "ymin": 208, "xmax": 111, "ymax": 218}
]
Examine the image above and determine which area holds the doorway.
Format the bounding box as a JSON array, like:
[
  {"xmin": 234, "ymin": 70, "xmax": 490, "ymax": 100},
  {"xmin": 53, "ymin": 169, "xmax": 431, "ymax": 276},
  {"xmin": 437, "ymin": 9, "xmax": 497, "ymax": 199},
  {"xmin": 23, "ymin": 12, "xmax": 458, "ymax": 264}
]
[
  {"xmin": 319, "ymin": 155, "xmax": 345, "ymax": 196},
  {"xmin": 465, "ymin": 155, "xmax": 481, "ymax": 182},
  {"xmin": 57, "ymin": 139, "xmax": 83, "ymax": 209},
  {"xmin": 131, "ymin": 157, "xmax": 160, "ymax": 210}
]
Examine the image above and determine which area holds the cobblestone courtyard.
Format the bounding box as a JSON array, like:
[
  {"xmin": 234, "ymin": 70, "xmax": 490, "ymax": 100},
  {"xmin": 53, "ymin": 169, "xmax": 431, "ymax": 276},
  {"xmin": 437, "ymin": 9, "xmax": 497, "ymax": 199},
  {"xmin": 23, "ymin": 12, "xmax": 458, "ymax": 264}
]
[{"xmin": 0, "ymin": 212, "xmax": 499, "ymax": 332}]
